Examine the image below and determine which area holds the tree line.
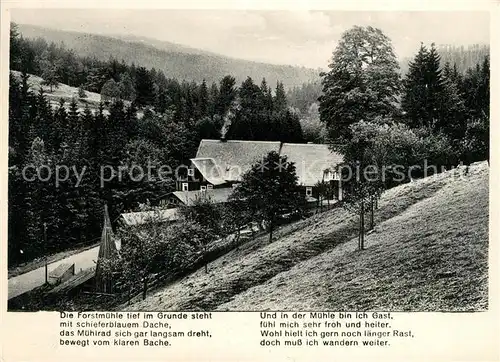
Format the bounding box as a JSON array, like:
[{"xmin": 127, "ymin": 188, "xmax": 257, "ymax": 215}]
[
  {"xmin": 8, "ymin": 23, "xmax": 489, "ymax": 267},
  {"xmin": 10, "ymin": 23, "xmax": 303, "ymax": 142},
  {"xmin": 8, "ymin": 23, "xmax": 305, "ymax": 267}
]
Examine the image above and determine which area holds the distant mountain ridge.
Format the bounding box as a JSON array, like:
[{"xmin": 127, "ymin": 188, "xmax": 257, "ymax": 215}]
[
  {"xmin": 16, "ymin": 24, "xmax": 321, "ymax": 89},
  {"xmin": 111, "ymin": 33, "xmax": 224, "ymax": 57}
]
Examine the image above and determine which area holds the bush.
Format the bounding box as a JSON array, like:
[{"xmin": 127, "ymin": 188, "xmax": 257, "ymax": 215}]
[{"xmin": 78, "ymin": 86, "xmax": 87, "ymax": 99}]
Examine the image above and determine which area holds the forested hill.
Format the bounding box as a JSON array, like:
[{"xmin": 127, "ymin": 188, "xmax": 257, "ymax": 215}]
[
  {"xmin": 16, "ymin": 24, "xmax": 320, "ymax": 89},
  {"xmin": 400, "ymin": 44, "xmax": 490, "ymax": 75}
]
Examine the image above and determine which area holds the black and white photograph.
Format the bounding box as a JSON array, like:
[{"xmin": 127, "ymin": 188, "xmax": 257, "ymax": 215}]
[{"xmin": 6, "ymin": 9, "xmax": 489, "ymax": 313}]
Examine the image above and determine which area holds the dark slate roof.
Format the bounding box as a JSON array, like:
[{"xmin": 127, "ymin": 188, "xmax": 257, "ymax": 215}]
[
  {"xmin": 49, "ymin": 262, "xmax": 74, "ymax": 278},
  {"xmin": 48, "ymin": 268, "xmax": 95, "ymax": 295},
  {"xmin": 171, "ymin": 188, "xmax": 233, "ymax": 206},
  {"xmin": 190, "ymin": 158, "xmax": 226, "ymax": 185},
  {"xmin": 280, "ymin": 143, "xmax": 344, "ymax": 186},
  {"xmin": 196, "ymin": 139, "xmax": 281, "ymax": 181}
]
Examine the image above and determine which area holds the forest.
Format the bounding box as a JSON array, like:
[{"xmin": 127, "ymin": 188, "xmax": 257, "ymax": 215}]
[
  {"xmin": 8, "ymin": 23, "xmax": 303, "ymax": 266},
  {"xmin": 8, "ymin": 22, "xmax": 489, "ymax": 270},
  {"xmin": 15, "ymin": 23, "xmax": 320, "ymax": 89}
]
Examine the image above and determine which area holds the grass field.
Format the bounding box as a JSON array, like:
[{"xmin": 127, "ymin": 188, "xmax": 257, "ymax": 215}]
[
  {"xmin": 124, "ymin": 162, "xmax": 488, "ymax": 312},
  {"xmin": 10, "ymin": 71, "xmax": 143, "ymax": 118},
  {"xmin": 11, "ymin": 71, "xmax": 103, "ymax": 112}
]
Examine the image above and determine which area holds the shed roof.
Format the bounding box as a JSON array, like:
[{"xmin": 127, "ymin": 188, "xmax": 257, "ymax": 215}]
[
  {"xmin": 48, "ymin": 268, "xmax": 95, "ymax": 295},
  {"xmin": 120, "ymin": 208, "xmax": 180, "ymax": 226},
  {"xmin": 280, "ymin": 143, "xmax": 344, "ymax": 186},
  {"xmin": 171, "ymin": 188, "xmax": 233, "ymax": 206}
]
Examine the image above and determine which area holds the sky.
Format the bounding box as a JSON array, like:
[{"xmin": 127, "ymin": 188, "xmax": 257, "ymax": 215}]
[{"xmin": 11, "ymin": 9, "xmax": 490, "ymax": 69}]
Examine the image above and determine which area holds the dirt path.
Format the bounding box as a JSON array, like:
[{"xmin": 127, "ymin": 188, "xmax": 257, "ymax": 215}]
[
  {"xmin": 8, "ymin": 243, "xmax": 99, "ymax": 278},
  {"xmin": 8, "ymin": 245, "xmax": 100, "ymax": 300}
]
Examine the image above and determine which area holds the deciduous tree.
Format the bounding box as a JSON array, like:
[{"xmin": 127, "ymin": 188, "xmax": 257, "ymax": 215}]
[
  {"xmin": 319, "ymin": 26, "xmax": 401, "ymax": 144},
  {"xmin": 100, "ymin": 78, "xmax": 120, "ymax": 103},
  {"xmin": 231, "ymin": 151, "xmax": 304, "ymax": 243}
]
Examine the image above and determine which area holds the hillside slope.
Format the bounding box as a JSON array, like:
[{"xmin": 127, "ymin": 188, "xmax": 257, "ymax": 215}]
[
  {"xmin": 219, "ymin": 162, "xmax": 488, "ymax": 311},
  {"xmin": 17, "ymin": 24, "xmax": 320, "ymax": 88},
  {"xmin": 125, "ymin": 162, "xmax": 488, "ymax": 312},
  {"xmin": 11, "ymin": 71, "xmax": 102, "ymax": 111},
  {"xmin": 10, "ymin": 71, "xmax": 145, "ymax": 118}
]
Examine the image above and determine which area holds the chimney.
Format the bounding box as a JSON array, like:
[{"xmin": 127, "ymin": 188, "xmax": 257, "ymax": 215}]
[{"xmin": 219, "ymin": 98, "xmax": 239, "ymax": 142}]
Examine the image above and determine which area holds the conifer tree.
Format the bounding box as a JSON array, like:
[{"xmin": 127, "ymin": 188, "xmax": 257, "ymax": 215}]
[
  {"xmin": 197, "ymin": 79, "xmax": 209, "ymax": 118},
  {"xmin": 265, "ymin": 87, "xmax": 273, "ymax": 114},
  {"xmin": 401, "ymin": 43, "xmax": 431, "ymax": 128},
  {"xmin": 68, "ymin": 98, "xmax": 80, "ymax": 131},
  {"xmin": 217, "ymin": 75, "xmax": 236, "ymax": 116},
  {"xmin": 33, "ymin": 88, "xmax": 53, "ymax": 151},
  {"xmin": 24, "ymin": 137, "xmax": 48, "ymax": 258},
  {"xmin": 155, "ymin": 86, "xmax": 168, "ymax": 114},
  {"xmin": 478, "ymin": 56, "xmax": 490, "ymax": 119},
  {"xmin": 78, "ymin": 85, "xmax": 87, "ymax": 99},
  {"xmin": 208, "ymin": 82, "xmax": 219, "ymax": 119},
  {"xmin": 118, "ymin": 72, "xmax": 136, "ymax": 102},
  {"xmin": 402, "ymin": 43, "xmax": 446, "ymax": 129},
  {"xmin": 274, "ymin": 81, "xmax": 287, "ymax": 113},
  {"xmin": 439, "ymin": 62, "xmax": 467, "ymax": 139},
  {"xmin": 135, "ymin": 66, "xmax": 155, "ymax": 106},
  {"xmin": 259, "ymin": 78, "xmax": 273, "ymax": 114},
  {"xmin": 425, "ymin": 44, "xmax": 444, "ymax": 124},
  {"xmin": 52, "ymin": 99, "xmax": 68, "ymax": 152}
]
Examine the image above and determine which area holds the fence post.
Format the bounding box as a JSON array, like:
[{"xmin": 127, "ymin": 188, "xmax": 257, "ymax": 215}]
[
  {"xmin": 359, "ymin": 201, "xmax": 365, "ymax": 250},
  {"xmin": 142, "ymin": 275, "xmax": 148, "ymax": 300},
  {"xmin": 44, "ymin": 222, "xmax": 48, "ymax": 284}
]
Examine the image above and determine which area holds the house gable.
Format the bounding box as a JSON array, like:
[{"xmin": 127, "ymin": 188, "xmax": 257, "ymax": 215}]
[
  {"xmin": 189, "ymin": 158, "xmax": 226, "ymax": 185},
  {"xmin": 280, "ymin": 143, "xmax": 344, "ymax": 186}
]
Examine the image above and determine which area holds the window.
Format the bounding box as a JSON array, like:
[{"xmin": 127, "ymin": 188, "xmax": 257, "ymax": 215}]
[
  {"xmin": 207, "ymin": 184, "xmax": 213, "ymax": 190},
  {"xmin": 187, "ymin": 168, "xmax": 195, "ymax": 177},
  {"xmin": 306, "ymin": 187, "xmax": 313, "ymax": 197},
  {"xmin": 200, "ymin": 186, "xmax": 207, "ymax": 192},
  {"xmin": 181, "ymin": 183, "xmax": 188, "ymax": 191}
]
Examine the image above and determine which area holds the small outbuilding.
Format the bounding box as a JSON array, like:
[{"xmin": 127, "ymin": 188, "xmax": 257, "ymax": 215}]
[
  {"xmin": 119, "ymin": 208, "xmax": 181, "ymax": 227},
  {"xmin": 48, "ymin": 263, "xmax": 75, "ymax": 285}
]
